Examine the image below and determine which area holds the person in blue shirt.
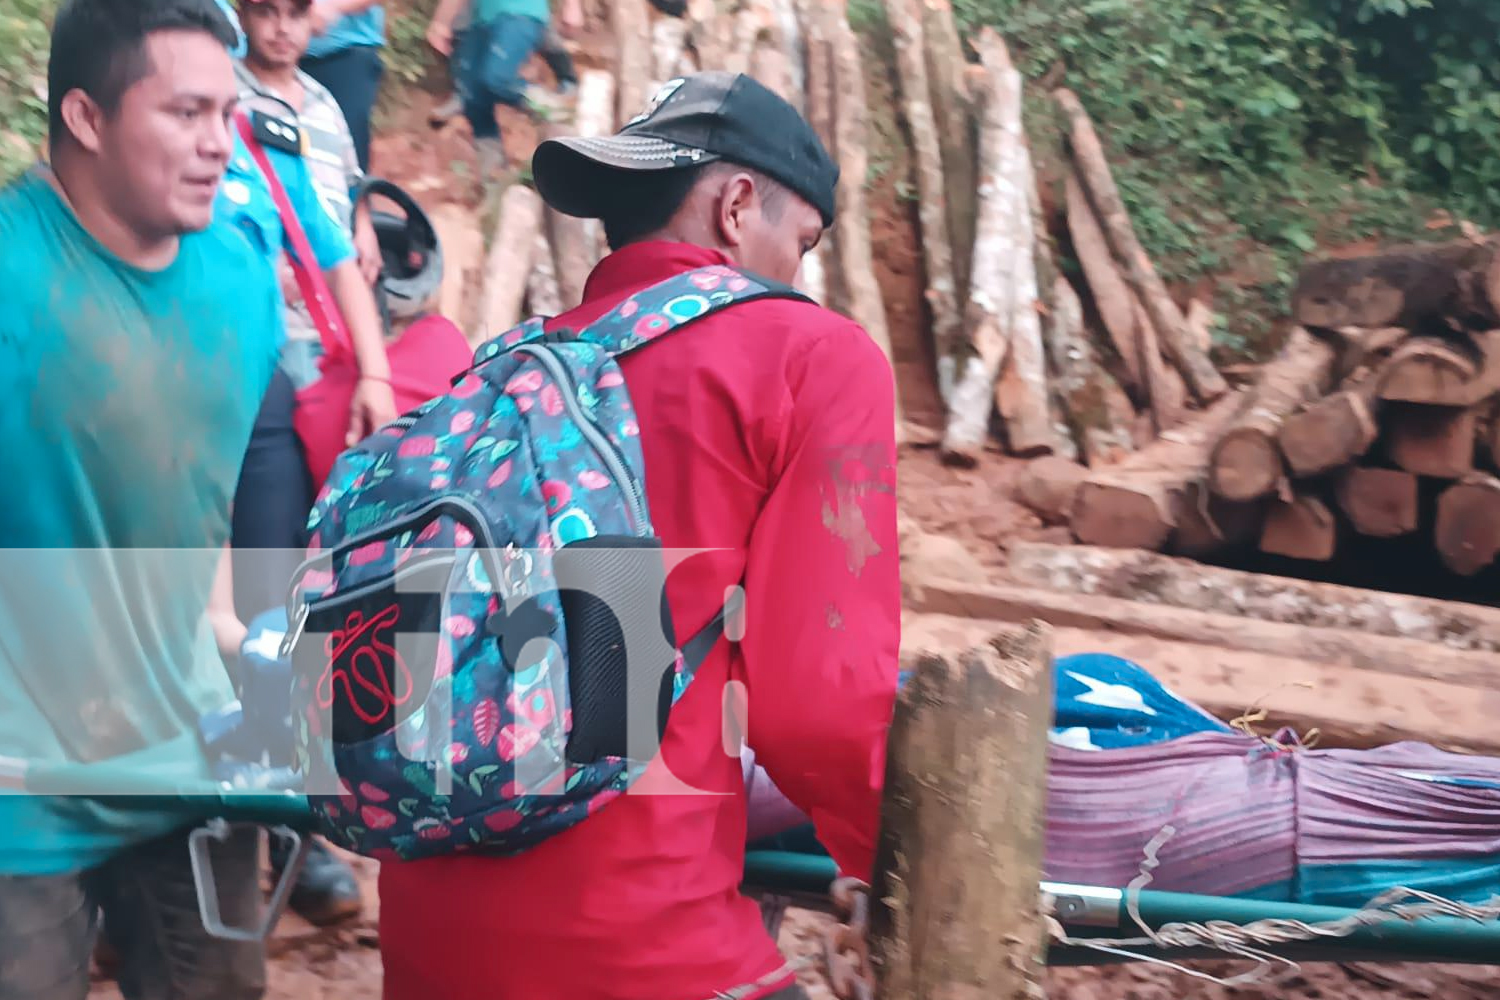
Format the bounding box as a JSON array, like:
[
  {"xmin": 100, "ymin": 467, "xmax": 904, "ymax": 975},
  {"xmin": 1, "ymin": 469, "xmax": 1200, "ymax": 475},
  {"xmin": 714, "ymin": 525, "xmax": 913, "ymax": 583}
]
[
  {"xmin": 299, "ymin": 0, "xmax": 386, "ymax": 170},
  {"xmin": 0, "ymin": 0, "xmax": 281, "ymax": 996}
]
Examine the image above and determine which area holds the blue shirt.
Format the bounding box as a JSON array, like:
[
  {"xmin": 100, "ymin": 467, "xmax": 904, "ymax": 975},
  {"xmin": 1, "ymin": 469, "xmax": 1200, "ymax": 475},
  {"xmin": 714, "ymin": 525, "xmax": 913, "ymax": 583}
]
[
  {"xmin": 305, "ymin": 5, "xmax": 386, "ymax": 59},
  {"xmin": 0, "ymin": 168, "xmax": 284, "ymax": 875},
  {"xmin": 218, "ymin": 129, "xmax": 354, "ymax": 276}
]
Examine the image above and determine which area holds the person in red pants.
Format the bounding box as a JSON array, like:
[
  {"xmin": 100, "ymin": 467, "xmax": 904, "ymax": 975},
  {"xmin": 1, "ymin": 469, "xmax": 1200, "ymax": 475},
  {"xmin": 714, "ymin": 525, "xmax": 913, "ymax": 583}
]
[{"xmin": 379, "ymin": 71, "xmax": 902, "ymax": 1000}]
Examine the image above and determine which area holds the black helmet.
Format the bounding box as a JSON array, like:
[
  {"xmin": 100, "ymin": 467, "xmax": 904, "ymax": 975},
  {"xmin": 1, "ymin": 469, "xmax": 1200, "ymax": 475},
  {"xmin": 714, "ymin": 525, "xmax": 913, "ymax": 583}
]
[{"xmin": 354, "ymin": 178, "xmax": 443, "ymax": 327}]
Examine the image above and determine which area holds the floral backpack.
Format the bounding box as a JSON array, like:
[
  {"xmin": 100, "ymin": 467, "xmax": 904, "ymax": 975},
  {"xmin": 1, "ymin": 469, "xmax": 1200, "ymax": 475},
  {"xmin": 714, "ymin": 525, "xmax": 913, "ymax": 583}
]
[{"xmin": 281, "ymin": 265, "xmax": 806, "ymax": 861}]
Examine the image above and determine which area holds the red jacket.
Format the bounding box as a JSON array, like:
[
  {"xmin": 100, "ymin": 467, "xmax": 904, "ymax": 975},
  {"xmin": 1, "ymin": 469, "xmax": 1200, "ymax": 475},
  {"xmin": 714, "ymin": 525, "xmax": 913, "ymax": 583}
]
[{"xmin": 379, "ymin": 242, "xmax": 901, "ymax": 1000}]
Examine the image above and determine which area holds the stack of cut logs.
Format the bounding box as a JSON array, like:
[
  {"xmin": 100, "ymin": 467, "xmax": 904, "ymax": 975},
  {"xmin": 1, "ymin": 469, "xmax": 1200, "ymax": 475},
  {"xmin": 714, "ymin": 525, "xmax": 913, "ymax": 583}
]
[
  {"xmin": 464, "ymin": 0, "xmax": 1237, "ymax": 463},
  {"xmin": 1070, "ymin": 236, "xmax": 1500, "ymax": 578},
  {"xmin": 470, "ymin": 0, "xmax": 898, "ymax": 400}
]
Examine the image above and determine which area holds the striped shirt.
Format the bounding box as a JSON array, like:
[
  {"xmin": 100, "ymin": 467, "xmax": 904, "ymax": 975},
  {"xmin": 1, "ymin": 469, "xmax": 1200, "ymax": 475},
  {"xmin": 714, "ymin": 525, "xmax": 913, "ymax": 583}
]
[{"xmin": 234, "ymin": 62, "xmax": 364, "ymax": 345}]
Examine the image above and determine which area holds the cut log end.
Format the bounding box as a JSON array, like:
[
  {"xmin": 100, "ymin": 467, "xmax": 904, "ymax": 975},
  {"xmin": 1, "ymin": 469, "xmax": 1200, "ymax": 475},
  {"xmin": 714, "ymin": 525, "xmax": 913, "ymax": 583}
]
[
  {"xmin": 1386, "ymin": 404, "xmax": 1477, "ymax": 479},
  {"xmin": 1209, "ymin": 429, "xmax": 1282, "ymax": 502},
  {"xmin": 1377, "ymin": 337, "xmax": 1481, "ymax": 405},
  {"xmin": 1261, "ymin": 495, "xmax": 1337, "ymax": 562},
  {"xmin": 1279, "ymin": 390, "xmax": 1379, "ymax": 478},
  {"xmin": 1435, "ymin": 476, "xmax": 1500, "ymax": 576},
  {"xmin": 1336, "ymin": 467, "xmax": 1419, "ymax": 538},
  {"xmin": 1069, "ymin": 478, "xmax": 1179, "ymax": 551}
]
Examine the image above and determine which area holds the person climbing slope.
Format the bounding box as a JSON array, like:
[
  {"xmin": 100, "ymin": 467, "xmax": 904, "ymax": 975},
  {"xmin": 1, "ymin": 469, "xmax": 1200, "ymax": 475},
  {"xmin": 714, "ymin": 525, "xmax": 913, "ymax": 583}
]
[{"xmin": 378, "ymin": 71, "xmax": 902, "ymax": 1000}]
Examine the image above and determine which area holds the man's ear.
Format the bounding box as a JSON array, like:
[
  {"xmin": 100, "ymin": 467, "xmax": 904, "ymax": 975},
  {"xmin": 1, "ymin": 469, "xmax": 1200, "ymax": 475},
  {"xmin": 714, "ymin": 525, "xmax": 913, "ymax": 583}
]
[
  {"xmin": 59, "ymin": 90, "xmax": 107, "ymax": 155},
  {"xmin": 715, "ymin": 173, "xmax": 757, "ymax": 249}
]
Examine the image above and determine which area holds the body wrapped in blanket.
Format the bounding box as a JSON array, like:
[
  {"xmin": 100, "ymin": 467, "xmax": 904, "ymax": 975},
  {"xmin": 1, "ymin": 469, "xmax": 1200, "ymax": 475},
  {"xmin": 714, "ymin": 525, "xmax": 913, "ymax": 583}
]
[{"xmin": 745, "ymin": 653, "xmax": 1500, "ymax": 908}]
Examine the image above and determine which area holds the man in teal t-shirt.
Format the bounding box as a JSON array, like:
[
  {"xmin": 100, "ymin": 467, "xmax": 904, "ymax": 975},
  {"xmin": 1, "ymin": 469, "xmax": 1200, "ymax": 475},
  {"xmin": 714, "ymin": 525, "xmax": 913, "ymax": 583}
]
[
  {"xmin": 426, "ymin": 0, "xmax": 553, "ymax": 177},
  {"xmin": 0, "ymin": 0, "xmax": 283, "ymax": 996}
]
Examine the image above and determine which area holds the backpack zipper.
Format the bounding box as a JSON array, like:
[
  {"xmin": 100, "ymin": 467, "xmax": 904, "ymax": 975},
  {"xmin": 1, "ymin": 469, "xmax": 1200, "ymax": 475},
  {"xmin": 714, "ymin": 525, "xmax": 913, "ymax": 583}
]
[
  {"xmin": 286, "ymin": 493, "xmax": 510, "ymax": 655},
  {"xmin": 515, "ymin": 344, "xmax": 649, "ymax": 536}
]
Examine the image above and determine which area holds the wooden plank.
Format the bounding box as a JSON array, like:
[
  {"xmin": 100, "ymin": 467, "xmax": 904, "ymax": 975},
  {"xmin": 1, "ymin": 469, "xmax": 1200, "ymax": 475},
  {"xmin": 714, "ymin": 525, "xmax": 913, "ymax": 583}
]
[
  {"xmin": 909, "ymin": 578, "xmax": 1500, "ymax": 690},
  {"xmin": 1006, "ymin": 540, "xmax": 1500, "ymax": 650}
]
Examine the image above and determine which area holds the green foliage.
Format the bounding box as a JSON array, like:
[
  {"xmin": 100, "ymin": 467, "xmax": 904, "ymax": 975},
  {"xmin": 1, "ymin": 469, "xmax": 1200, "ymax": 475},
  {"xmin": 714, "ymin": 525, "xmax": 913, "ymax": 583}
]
[
  {"xmin": 948, "ymin": 0, "xmax": 1498, "ymax": 357},
  {"xmin": 0, "ymin": 0, "xmax": 55, "ymax": 184}
]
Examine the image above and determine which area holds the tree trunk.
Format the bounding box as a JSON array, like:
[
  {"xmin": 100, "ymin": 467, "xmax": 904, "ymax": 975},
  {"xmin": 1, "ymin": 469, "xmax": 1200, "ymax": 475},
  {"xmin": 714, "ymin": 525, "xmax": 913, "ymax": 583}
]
[
  {"xmin": 943, "ymin": 28, "xmax": 1055, "ymax": 461},
  {"xmin": 1068, "ymin": 391, "xmax": 1245, "ymax": 550},
  {"xmin": 799, "ymin": 4, "xmax": 839, "ymax": 313},
  {"xmin": 1435, "ymin": 474, "xmax": 1500, "ymax": 576},
  {"xmin": 687, "ymin": 0, "xmax": 732, "ymax": 73},
  {"xmin": 1277, "ymin": 367, "xmax": 1382, "ymax": 478},
  {"xmin": 911, "ymin": 579, "xmax": 1500, "ymax": 693},
  {"xmin": 1007, "ymin": 539, "xmax": 1500, "ymax": 651},
  {"xmin": 1377, "ymin": 336, "xmax": 1482, "ymax": 404},
  {"xmin": 651, "ymin": 16, "xmax": 690, "ymax": 87},
  {"xmin": 727, "ymin": 5, "xmax": 763, "ymax": 76},
  {"xmin": 749, "ymin": 35, "xmax": 795, "ymax": 104},
  {"xmin": 612, "ymin": 0, "xmax": 654, "ymax": 129},
  {"xmin": 994, "ymin": 136, "xmax": 1060, "ymax": 457},
  {"xmin": 524, "ymin": 231, "xmax": 562, "ymax": 318},
  {"xmin": 1064, "ymin": 170, "xmax": 1143, "ymax": 394},
  {"xmin": 1260, "ymin": 493, "xmax": 1338, "ymax": 562},
  {"xmin": 1186, "ymin": 298, "xmax": 1214, "ymax": 354},
  {"xmin": 1030, "ymin": 162, "xmax": 1133, "ymax": 464},
  {"xmin": 769, "ymin": 0, "xmax": 806, "ymax": 101},
  {"xmin": 869, "ymin": 625, "xmax": 1053, "ymax": 999},
  {"xmin": 1136, "ymin": 297, "xmax": 1187, "ymax": 434},
  {"xmin": 1208, "ymin": 327, "xmax": 1339, "ymax": 500},
  {"xmin": 1292, "ymin": 237, "xmax": 1500, "ymax": 331},
  {"xmin": 1386, "ymin": 403, "xmax": 1477, "ymax": 479},
  {"xmin": 477, "ymin": 184, "xmax": 543, "ymax": 345},
  {"xmin": 1043, "ymin": 275, "xmax": 1134, "ymax": 465},
  {"xmin": 826, "ymin": 5, "xmax": 901, "ymax": 434},
  {"xmin": 1336, "ymin": 466, "xmax": 1419, "ymax": 538},
  {"xmin": 428, "ymin": 201, "xmax": 485, "ymax": 331},
  {"xmin": 881, "ymin": 0, "xmax": 963, "ymax": 366},
  {"xmin": 921, "ymin": 0, "xmax": 976, "ymax": 312},
  {"xmin": 1054, "ymin": 88, "xmax": 1228, "ymax": 404},
  {"xmin": 543, "ymin": 70, "xmax": 614, "ymax": 301}
]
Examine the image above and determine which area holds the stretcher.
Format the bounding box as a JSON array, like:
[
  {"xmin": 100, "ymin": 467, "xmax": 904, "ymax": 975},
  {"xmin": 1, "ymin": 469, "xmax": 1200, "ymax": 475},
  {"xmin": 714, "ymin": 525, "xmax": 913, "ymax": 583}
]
[{"xmin": 5, "ymin": 757, "xmax": 1499, "ymax": 968}]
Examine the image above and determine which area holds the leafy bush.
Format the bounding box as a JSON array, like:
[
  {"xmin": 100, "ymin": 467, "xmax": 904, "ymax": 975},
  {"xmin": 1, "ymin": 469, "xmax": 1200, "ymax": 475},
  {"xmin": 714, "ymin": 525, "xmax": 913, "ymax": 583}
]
[
  {"xmin": 0, "ymin": 0, "xmax": 55, "ymax": 183},
  {"xmin": 936, "ymin": 0, "xmax": 1500, "ymax": 355}
]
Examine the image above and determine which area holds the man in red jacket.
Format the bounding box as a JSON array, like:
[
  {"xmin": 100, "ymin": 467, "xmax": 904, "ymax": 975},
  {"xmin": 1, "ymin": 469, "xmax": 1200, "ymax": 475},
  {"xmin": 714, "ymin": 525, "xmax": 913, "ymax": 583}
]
[{"xmin": 378, "ymin": 71, "xmax": 901, "ymax": 1000}]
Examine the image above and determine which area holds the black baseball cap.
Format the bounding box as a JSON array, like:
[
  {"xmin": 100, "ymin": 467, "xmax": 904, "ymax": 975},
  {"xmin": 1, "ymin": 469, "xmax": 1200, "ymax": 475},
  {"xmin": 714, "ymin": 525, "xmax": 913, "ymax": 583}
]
[{"xmin": 532, "ymin": 71, "xmax": 839, "ymax": 228}]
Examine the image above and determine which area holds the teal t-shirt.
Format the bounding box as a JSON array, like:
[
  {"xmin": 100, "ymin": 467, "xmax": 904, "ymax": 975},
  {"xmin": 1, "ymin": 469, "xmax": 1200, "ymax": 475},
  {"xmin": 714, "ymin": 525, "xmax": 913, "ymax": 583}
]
[
  {"xmin": 305, "ymin": 4, "xmax": 385, "ymax": 59},
  {"xmin": 474, "ymin": 0, "xmax": 548, "ymax": 25},
  {"xmin": 0, "ymin": 168, "xmax": 284, "ymax": 875}
]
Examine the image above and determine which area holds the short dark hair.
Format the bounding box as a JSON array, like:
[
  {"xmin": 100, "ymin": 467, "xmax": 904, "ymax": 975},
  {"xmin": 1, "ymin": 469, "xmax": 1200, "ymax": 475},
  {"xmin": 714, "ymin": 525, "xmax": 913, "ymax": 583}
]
[
  {"xmin": 599, "ymin": 162, "xmax": 790, "ymax": 251},
  {"xmin": 48, "ymin": 0, "xmax": 238, "ymax": 144}
]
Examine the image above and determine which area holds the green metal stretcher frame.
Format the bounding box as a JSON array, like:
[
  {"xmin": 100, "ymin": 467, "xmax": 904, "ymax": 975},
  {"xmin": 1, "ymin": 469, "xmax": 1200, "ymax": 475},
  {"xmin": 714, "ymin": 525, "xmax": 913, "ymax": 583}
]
[{"xmin": 9, "ymin": 761, "xmax": 1500, "ymax": 966}]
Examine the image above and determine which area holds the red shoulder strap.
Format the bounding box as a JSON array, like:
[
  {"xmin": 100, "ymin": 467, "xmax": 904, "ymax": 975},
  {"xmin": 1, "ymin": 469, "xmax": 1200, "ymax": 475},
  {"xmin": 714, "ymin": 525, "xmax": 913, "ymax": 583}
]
[{"xmin": 234, "ymin": 112, "xmax": 353, "ymax": 362}]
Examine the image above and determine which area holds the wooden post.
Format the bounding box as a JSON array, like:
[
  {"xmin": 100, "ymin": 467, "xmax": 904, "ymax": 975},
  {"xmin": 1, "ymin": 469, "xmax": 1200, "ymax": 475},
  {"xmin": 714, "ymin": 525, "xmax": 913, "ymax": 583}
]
[
  {"xmin": 476, "ymin": 184, "xmax": 543, "ymax": 346},
  {"xmin": 869, "ymin": 623, "xmax": 1053, "ymax": 999}
]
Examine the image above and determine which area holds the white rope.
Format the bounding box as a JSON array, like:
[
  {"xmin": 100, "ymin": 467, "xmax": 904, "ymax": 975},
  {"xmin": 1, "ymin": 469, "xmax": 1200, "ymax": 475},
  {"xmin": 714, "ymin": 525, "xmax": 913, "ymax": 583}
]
[{"xmin": 1052, "ymin": 823, "xmax": 1500, "ymax": 987}]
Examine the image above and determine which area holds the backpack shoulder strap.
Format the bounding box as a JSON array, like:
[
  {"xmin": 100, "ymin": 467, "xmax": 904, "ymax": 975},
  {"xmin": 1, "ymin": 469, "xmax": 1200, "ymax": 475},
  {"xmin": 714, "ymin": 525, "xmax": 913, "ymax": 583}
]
[
  {"xmin": 471, "ymin": 316, "xmax": 550, "ymax": 367},
  {"xmin": 572, "ymin": 265, "xmax": 810, "ymax": 358}
]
